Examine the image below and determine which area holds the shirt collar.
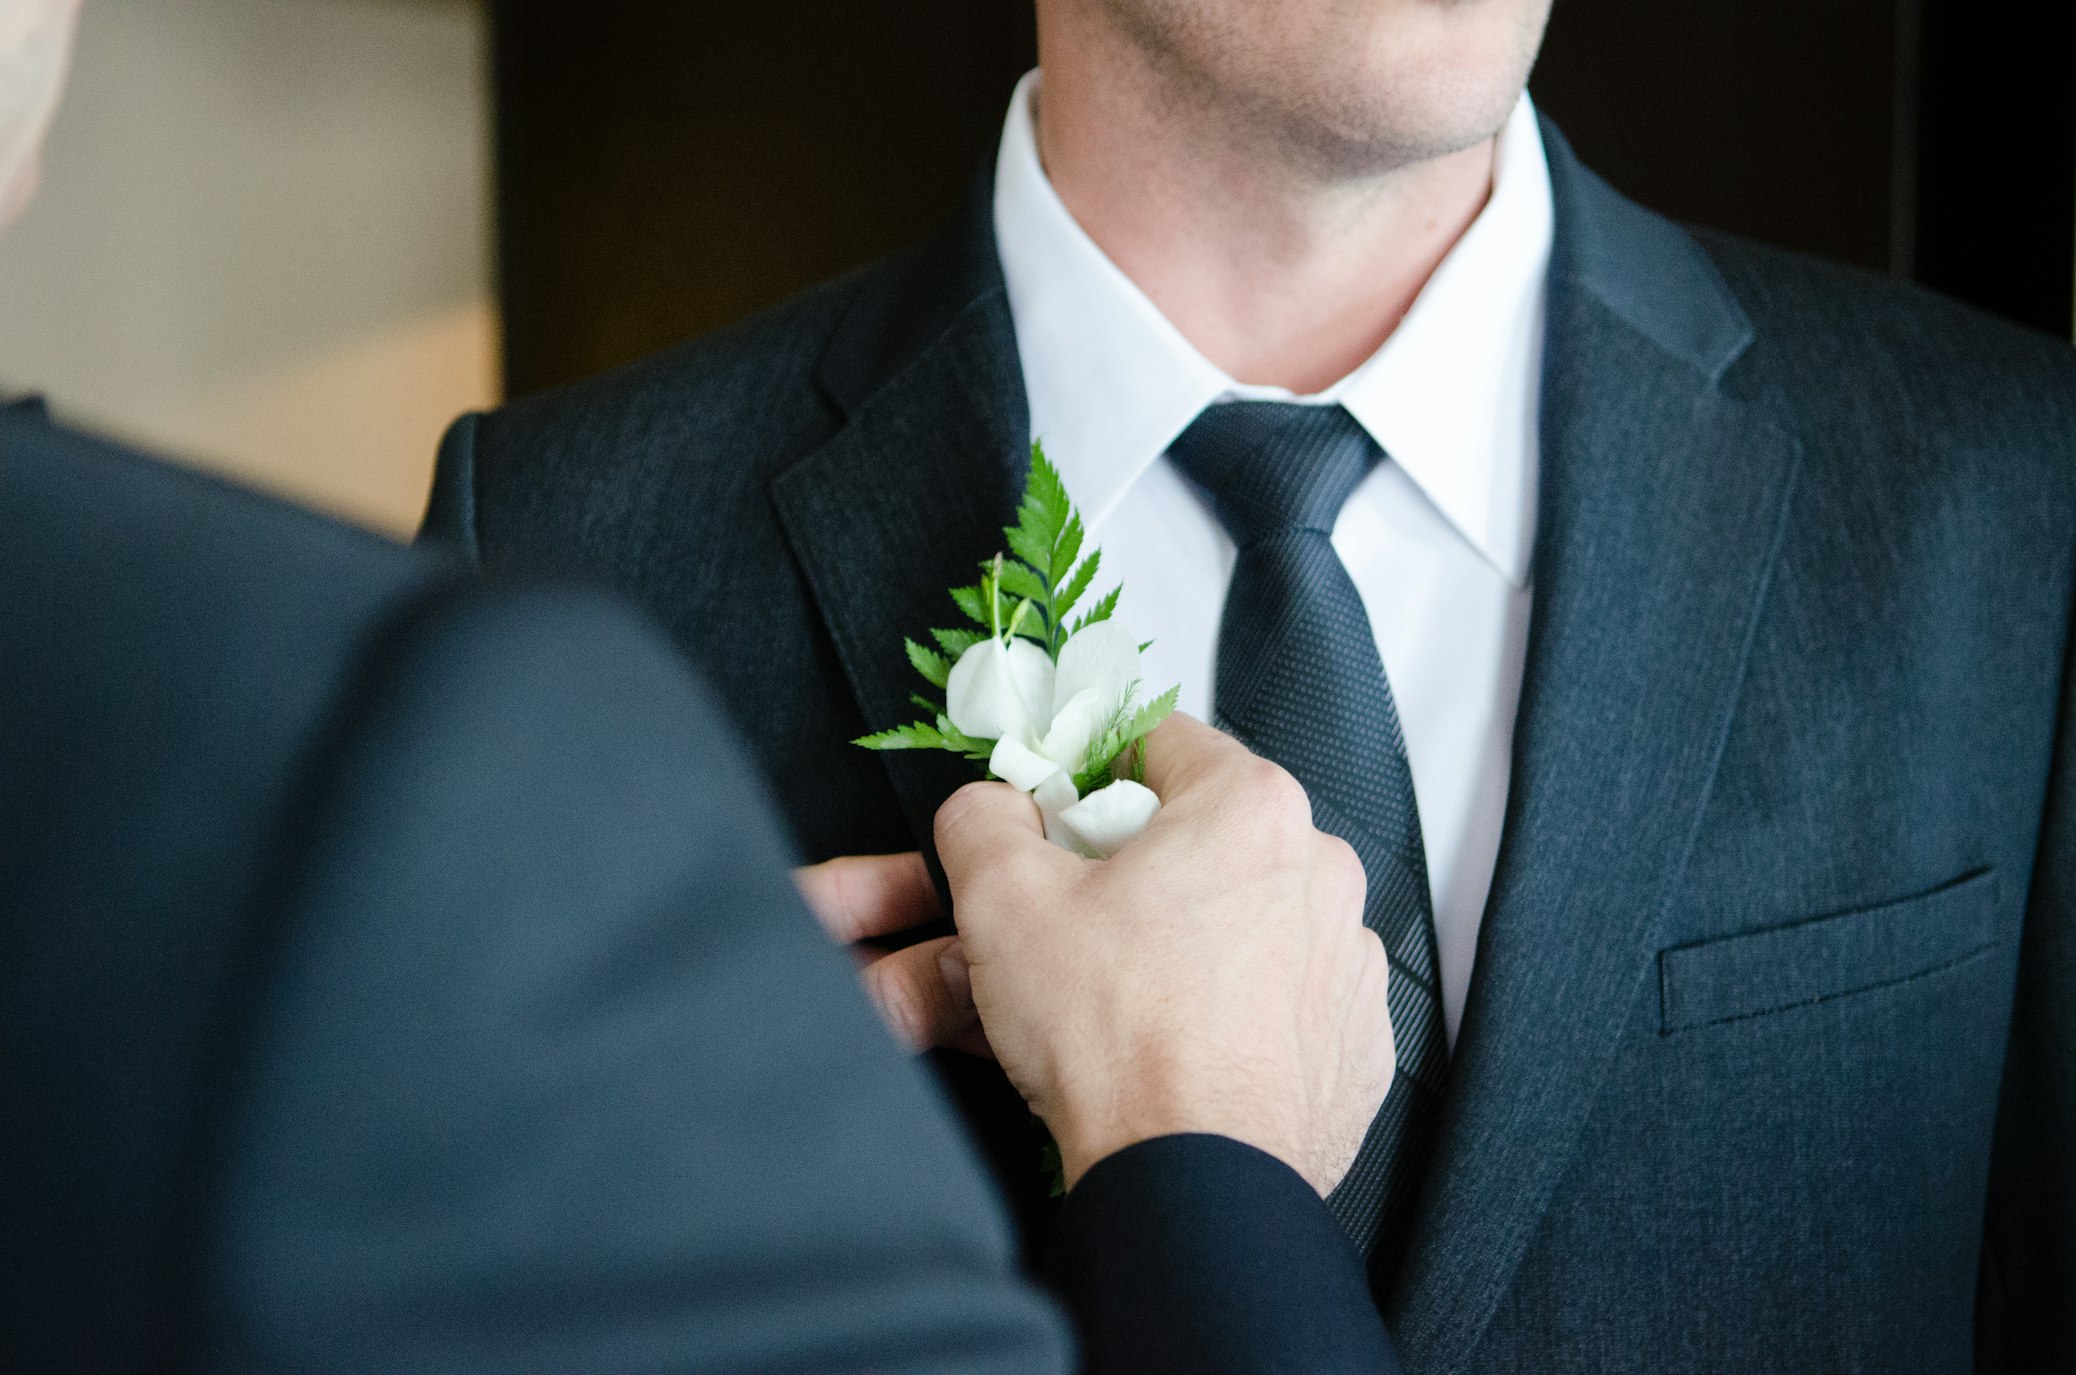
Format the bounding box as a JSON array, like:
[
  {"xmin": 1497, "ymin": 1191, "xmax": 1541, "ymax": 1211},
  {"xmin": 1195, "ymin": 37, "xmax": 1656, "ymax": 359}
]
[{"xmin": 994, "ymin": 72, "xmax": 1552, "ymax": 587}]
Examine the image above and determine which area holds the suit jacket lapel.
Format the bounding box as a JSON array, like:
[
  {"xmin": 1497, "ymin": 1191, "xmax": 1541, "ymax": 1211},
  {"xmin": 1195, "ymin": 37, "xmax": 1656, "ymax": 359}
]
[
  {"xmin": 771, "ymin": 181, "xmax": 1032, "ymax": 853},
  {"xmin": 1385, "ymin": 127, "xmax": 1803, "ymax": 1371}
]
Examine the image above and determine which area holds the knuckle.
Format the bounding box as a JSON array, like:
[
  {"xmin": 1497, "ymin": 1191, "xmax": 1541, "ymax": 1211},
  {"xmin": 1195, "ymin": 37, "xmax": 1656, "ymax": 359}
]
[
  {"xmin": 1245, "ymin": 759, "xmax": 1313, "ymax": 827},
  {"xmin": 1361, "ymin": 927, "xmax": 1390, "ymax": 977},
  {"xmin": 1231, "ymin": 752, "xmax": 1280, "ymax": 790},
  {"xmin": 1318, "ymin": 835, "xmax": 1366, "ymax": 897},
  {"xmin": 1361, "ymin": 935, "xmax": 1394, "ymax": 1008}
]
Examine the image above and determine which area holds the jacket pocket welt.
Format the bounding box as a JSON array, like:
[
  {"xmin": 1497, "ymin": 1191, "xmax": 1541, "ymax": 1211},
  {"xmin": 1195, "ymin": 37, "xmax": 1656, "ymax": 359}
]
[{"xmin": 1658, "ymin": 868, "xmax": 1999, "ymax": 1034}]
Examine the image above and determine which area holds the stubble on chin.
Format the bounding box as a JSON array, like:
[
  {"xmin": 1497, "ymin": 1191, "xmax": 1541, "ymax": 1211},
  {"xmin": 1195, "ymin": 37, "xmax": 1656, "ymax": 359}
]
[{"xmin": 1084, "ymin": 0, "xmax": 1545, "ymax": 182}]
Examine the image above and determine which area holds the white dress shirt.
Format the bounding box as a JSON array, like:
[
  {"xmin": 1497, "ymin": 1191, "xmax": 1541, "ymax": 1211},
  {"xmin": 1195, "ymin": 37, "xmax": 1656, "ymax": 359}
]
[{"xmin": 993, "ymin": 72, "xmax": 1553, "ymax": 1045}]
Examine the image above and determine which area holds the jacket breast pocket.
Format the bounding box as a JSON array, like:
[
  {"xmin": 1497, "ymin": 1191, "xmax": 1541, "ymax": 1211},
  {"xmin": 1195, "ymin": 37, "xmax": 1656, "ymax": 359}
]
[{"xmin": 1658, "ymin": 868, "xmax": 2000, "ymax": 1034}]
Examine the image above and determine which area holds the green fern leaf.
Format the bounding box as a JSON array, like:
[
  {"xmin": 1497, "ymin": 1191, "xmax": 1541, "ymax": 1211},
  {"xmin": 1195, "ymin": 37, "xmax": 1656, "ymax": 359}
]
[
  {"xmin": 997, "ymin": 558, "xmax": 1051, "ymax": 609},
  {"xmin": 935, "ymin": 715, "xmax": 993, "ymax": 756},
  {"xmin": 1050, "ymin": 513, "xmax": 1085, "ymax": 586},
  {"xmin": 931, "ymin": 626, "xmax": 986, "ymax": 658},
  {"xmin": 1121, "ymin": 684, "xmax": 1179, "ymax": 744},
  {"xmin": 1018, "ymin": 442, "xmax": 1071, "ymax": 552},
  {"xmin": 950, "ymin": 584, "xmax": 989, "ymax": 627},
  {"xmin": 905, "ymin": 638, "xmax": 951, "ymax": 689},
  {"xmin": 854, "ymin": 721, "xmax": 953, "ymax": 751},
  {"xmin": 1052, "ymin": 549, "xmax": 1100, "ymax": 627},
  {"xmin": 1070, "ymin": 586, "xmax": 1121, "ymax": 637},
  {"xmin": 1005, "ymin": 524, "xmax": 1052, "ymax": 575}
]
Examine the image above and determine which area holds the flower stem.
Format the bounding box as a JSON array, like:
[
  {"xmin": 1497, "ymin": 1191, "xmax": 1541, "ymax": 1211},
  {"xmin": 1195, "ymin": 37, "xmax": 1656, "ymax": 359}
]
[{"xmin": 988, "ymin": 553, "xmax": 1005, "ymax": 638}]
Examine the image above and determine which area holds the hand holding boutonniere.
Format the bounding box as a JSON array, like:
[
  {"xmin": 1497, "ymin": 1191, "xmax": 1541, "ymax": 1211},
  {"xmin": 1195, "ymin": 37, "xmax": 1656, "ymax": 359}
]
[{"xmin": 857, "ymin": 444, "xmax": 1178, "ymax": 859}]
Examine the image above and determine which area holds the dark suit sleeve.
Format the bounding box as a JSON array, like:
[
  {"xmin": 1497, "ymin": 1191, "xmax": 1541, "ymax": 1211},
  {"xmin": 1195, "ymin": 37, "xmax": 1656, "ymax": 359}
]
[
  {"xmin": 1049, "ymin": 1135, "xmax": 1400, "ymax": 1374},
  {"xmin": 1979, "ymin": 610, "xmax": 2076, "ymax": 1368},
  {"xmin": 418, "ymin": 411, "xmax": 481, "ymax": 557},
  {"xmin": 192, "ymin": 583, "xmax": 1069, "ymax": 1374}
]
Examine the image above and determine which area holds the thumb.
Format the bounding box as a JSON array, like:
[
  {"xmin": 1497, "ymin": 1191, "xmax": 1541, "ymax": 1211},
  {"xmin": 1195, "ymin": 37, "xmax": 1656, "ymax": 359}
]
[{"xmin": 933, "ymin": 780, "xmax": 1055, "ymax": 894}]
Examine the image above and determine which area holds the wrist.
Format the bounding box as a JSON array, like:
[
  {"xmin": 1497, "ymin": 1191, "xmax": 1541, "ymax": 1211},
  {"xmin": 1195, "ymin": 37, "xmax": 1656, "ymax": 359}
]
[
  {"xmin": 1051, "ymin": 1088, "xmax": 1306, "ymax": 1193},
  {"xmin": 1049, "ymin": 1101, "xmax": 1146, "ymax": 1192}
]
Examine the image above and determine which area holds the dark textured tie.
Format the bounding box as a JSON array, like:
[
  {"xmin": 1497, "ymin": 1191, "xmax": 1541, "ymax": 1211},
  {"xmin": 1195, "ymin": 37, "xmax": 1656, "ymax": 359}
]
[{"xmin": 1168, "ymin": 401, "xmax": 1448, "ymax": 1279}]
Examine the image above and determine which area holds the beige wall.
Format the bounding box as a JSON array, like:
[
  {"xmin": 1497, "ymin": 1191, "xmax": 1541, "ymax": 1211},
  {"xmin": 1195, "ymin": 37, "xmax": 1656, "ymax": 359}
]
[{"xmin": 0, "ymin": 0, "xmax": 495, "ymax": 537}]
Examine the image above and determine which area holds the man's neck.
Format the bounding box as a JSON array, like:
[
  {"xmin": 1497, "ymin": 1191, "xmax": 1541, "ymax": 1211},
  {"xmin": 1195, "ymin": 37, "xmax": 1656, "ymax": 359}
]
[{"xmin": 1031, "ymin": 47, "xmax": 1496, "ymax": 395}]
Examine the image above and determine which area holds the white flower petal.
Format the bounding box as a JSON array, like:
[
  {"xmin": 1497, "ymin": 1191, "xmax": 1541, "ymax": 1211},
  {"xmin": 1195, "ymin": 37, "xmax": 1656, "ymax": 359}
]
[
  {"xmin": 1032, "ymin": 772, "xmax": 1096, "ymax": 856},
  {"xmin": 946, "ymin": 637, "xmax": 1054, "ymax": 743},
  {"xmin": 1054, "ymin": 619, "xmax": 1143, "ymax": 716},
  {"xmin": 1039, "ymin": 688, "xmax": 1108, "ymax": 774},
  {"xmin": 990, "ymin": 735, "xmax": 1062, "ymax": 793},
  {"xmin": 1058, "ymin": 779, "xmax": 1162, "ymax": 859}
]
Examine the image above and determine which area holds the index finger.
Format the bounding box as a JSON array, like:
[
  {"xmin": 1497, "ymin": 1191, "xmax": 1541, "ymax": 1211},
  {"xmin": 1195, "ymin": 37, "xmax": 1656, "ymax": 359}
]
[
  {"xmin": 1136, "ymin": 712, "xmax": 1256, "ymax": 800},
  {"xmin": 793, "ymin": 851, "xmax": 942, "ymax": 944}
]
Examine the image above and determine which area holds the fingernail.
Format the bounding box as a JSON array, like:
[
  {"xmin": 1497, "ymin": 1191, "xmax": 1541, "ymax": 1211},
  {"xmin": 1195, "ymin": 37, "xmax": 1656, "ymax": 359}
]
[{"xmin": 937, "ymin": 939, "xmax": 974, "ymax": 1014}]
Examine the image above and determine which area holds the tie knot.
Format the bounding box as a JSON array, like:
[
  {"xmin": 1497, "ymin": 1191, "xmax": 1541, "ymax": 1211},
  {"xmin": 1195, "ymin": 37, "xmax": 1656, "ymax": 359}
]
[{"xmin": 1168, "ymin": 402, "xmax": 1381, "ymax": 545}]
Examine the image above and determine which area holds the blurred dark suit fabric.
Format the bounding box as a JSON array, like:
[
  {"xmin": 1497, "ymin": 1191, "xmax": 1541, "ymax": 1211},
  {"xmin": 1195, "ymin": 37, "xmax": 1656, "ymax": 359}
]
[
  {"xmin": 0, "ymin": 415, "xmax": 1394, "ymax": 1374},
  {"xmin": 424, "ymin": 118, "xmax": 2076, "ymax": 1372}
]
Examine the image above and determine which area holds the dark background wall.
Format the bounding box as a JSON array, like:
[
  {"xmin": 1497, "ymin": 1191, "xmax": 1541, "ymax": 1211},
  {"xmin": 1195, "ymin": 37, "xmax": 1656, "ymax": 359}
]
[
  {"xmin": 1532, "ymin": 0, "xmax": 2076, "ymax": 340},
  {"xmin": 1530, "ymin": 1, "xmax": 1908, "ymax": 277},
  {"xmin": 490, "ymin": 0, "xmax": 2075, "ymax": 399},
  {"xmin": 491, "ymin": 2, "xmax": 1035, "ymax": 396}
]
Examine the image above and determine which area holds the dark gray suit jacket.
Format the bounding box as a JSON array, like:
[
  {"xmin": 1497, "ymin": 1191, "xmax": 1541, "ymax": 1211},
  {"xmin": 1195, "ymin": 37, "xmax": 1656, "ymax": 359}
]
[
  {"xmin": 424, "ymin": 123, "xmax": 2076, "ymax": 1370},
  {"xmin": 1, "ymin": 416, "xmax": 1393, "ymax": 1373}
]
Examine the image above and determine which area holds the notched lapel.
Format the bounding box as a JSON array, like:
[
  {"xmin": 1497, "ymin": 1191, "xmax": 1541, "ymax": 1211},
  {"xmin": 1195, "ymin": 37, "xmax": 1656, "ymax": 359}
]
[
  {"xmin": 1386, "ymin": 133, "xmax": 1803, "ymax": 1372},
  {"xmin": 771, "ymin": 281, "xmax": 1030, "ymax": 860}
]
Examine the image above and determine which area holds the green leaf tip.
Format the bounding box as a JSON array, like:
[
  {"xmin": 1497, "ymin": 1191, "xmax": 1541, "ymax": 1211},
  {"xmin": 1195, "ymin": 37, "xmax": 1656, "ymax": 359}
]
[
  {"xmin": 1070, "ymin": 586, "xmax": 1122, "ymax": 637},
  {"xmin": 853, "ymin": 722, "xmax": 949, "ymax": 751},
  {"xmin": 904, "ymin": 638, "xmax": 950, "ymax": 689}
]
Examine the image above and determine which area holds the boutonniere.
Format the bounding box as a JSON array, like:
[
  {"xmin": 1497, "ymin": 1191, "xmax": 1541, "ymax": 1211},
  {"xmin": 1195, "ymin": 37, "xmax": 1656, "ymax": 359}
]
[{"xmin": 857, "ymin": 442, "xmax": 1178, "ymax": 856}]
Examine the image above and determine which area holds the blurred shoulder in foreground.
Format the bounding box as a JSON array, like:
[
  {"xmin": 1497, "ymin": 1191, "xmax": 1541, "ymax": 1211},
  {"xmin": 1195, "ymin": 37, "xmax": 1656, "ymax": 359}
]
[{"xmin": 0, "ymin": 411, "xmax": 1068, "ymax": 1372}]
